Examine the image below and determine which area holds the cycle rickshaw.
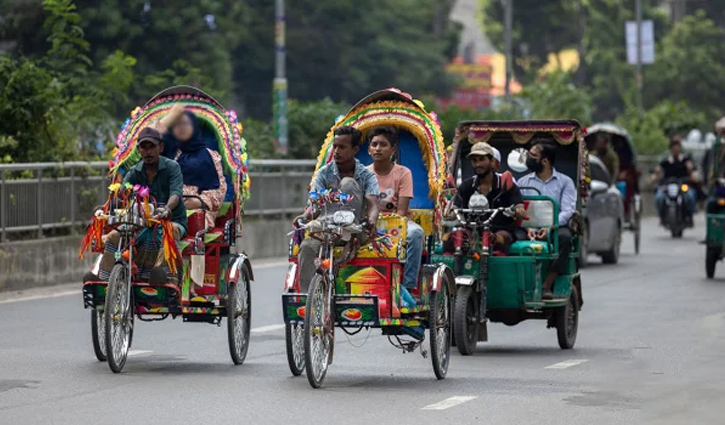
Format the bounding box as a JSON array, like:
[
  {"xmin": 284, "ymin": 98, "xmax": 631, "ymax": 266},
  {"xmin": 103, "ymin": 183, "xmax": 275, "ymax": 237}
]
[
  {"xmin": 585, "ymin": 123, "xmax": 641, "ymax": 254},
  {"xmin": 282, "ymin": 88, "xmax": 454, "ymax": 388},
  {"xmin": 445, "ymin": 120, "xmax": 586, "ymax": 354},
  {"xmin": 80, "ymin": 86, "xmax": 254, "ymax": 373}
]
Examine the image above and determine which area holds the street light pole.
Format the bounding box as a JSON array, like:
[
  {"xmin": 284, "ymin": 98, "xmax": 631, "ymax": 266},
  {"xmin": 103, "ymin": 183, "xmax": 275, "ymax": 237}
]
[
  {"xmin": 636, "ymin": 0, "xmax": 643, "ymax": 114},
  {"xmin": 503, "ymin": 0, "xmax": 513, "ymax": 100},
  {"xmin": 273, "ymin": 0, "xmax": 288, "ymax": 154}
]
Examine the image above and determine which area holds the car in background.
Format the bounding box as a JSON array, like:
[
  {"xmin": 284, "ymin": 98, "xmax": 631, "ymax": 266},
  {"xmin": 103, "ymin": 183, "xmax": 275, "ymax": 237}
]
[{"xmin": 581, "ymin": 155, "xmax": 625, "ymax": 267}]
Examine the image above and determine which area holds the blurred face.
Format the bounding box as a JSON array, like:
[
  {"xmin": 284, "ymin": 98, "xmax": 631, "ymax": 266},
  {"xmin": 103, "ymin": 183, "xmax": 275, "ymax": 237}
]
[
  {"xmin": 670, "ymin": 143, "xmax": 681, "ymax": 156},
  {"xmin": 369, "ymin": 135, "xmax": 394, "ymax": 162},
  {"xmin": 595, "ymin": 136, "xmax": 607, "ymax": 151},
  {"xmin": 138, "ymin": 141, "xmax": 162, "ymax": 165},
  {"xmin": 470, "ymin": 154, "xmax": 493, "ymax": 177},
  {"xmin": 172, "ymin": 114, "xmax": 194, "ymax": 142},
  {"xmin": 332, "ymin": 135, "xmax": 358, "ymax": 164}
]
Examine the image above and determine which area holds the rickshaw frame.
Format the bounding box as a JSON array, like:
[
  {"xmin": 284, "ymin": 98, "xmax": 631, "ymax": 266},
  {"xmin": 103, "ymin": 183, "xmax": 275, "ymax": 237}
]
[
  {"xmin": 80, "ymin": 86, "xmax": 254, "ymax": 372},
  {"xmin": 281, "ymin": 88, "xmax": 454, "ymax": 388},
  {"xmin": 444, "ymin": 119, "xmax": 586, "ymax": 353}
]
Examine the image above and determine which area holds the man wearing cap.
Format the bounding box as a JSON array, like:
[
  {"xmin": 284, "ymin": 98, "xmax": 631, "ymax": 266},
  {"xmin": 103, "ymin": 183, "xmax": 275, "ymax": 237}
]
[
  {"xmin": 93, "ymin": 127, "xmax": 187, "ymax": 285},
  {"xmin": 452, "ymin": 142, "xmax": 526, "ymax": 253}
]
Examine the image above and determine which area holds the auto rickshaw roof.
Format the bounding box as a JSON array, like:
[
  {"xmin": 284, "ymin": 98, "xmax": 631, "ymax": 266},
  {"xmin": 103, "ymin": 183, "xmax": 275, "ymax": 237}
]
[
  {"xmin": 457, "ymin": 119, "xmax": 584, "ymax": 146},
  {"xmin": 315, "ymin": 88, "xmax": 447, "ymax": 200},
  {"xmin": 110, "ymin": 85, "xmax": 250, "ymax": 200},
  {"xmin": 586, "ymin": 122, "xmax": 631, "ymax": 140}
]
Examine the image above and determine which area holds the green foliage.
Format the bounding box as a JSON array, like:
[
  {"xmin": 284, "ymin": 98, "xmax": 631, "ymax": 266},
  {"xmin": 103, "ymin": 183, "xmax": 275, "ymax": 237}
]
[
  {"xmin": 644, "ymin": 11, "xmax": 725, "ymax": 125},
  {"xmin": 287, "ymin": 98, "xmax": 350, "ymax": 159},
  {"xmin": 616, "ymin": 100, "xmax": 706, "ymax": 156},
  {"xmin": 520, "ymin": 71, "xmax": 592, "ymax": 123}
]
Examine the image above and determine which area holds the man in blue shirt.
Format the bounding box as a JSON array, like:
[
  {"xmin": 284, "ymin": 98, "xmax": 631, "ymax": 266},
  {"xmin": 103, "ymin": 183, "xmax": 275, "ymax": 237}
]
[
  {"xmin": 294, "ymin": 126, "xmax": 380, "ymax": 291},
  {"xmin": 518, "ymin": 140, "xmax": 577, "ymax": 299}
]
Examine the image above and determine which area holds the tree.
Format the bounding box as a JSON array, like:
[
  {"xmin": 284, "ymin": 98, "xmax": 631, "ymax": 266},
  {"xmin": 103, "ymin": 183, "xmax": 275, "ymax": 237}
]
[
  {"xmin": 519, "ymin": 71, "xmax": 592, "ymax": 123},
  {"xmin": 643, "ymin": 11, "xmax": 725, "ymax": 125}
]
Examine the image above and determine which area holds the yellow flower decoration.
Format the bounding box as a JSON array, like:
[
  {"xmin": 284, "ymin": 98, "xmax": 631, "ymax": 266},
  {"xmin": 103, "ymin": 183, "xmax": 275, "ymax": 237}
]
[
  {"xmin": 413, "ymin": 99, "xmax": 425, "ymax": 110},
  {"xmin": 131, "ymin": 106, "xmax": 142, "ymax": 117},
  {"xmin": 108, "ymin": 183, "xmax": 122, "ymax": 192},
  {"xmin": 237, "ymin": 122, "xmax": 243, "ymax": 133}
]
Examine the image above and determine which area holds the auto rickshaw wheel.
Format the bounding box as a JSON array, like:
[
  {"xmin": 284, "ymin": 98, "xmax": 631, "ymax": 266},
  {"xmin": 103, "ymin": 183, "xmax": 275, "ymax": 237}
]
[
  {"xmin": 601, "ymin": 224, "xmax": 621, "ymax": 265},
  {"xmin": 555, "ymin": 285, "xmax": 579, "ymax": 350},
  {"xmin": 227, "ymin": 264, "xmax": 251, "ymax": 365},
  {"xmin": 105, "ymin": 263, "xmax": 133, "ymax": 373},
  {"xmin": 285, "ymin": 318, "xmax": 305, "ymax": 376},
  {"xmin": 453, "ymin": 285, "xmax": 478, "ymax": 355},
  {"xmin": 706, "ymin": 247, "xmax": 720, "ymax": 279},
  {"xmin": 304, "ymin": 273, "xmax": 332, "ymax": 389},
  {"xmin": 91, "ymin": 309, "xmax": 107, "ymax": 362},
  {"xmin": 430, "ymin": 272, "xmax": 452, "ymax": 379}
]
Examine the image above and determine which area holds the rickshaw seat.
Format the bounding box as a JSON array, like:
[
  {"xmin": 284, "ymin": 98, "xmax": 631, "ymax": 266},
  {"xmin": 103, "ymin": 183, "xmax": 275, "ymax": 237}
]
[
  {"xmin": 508, "ymin": 240, "xmax": 551, "ymax": 255},
  {"xmin": 356, "ymin": 214, "xmax": 407, "ymax": 260},
  {"xmin": 509, "ymin": 197, "xmax": 558, "ymax": 256}
]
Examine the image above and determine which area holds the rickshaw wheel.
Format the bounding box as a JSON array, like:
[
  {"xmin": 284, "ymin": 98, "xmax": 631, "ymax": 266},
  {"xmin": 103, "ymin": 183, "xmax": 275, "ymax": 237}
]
[
  {"xmin": 228, "ymin": 264, "xmax": 251, "ymax": 365},
  {"xmin": 91, "ymin": 309, "xmax": 107, "ymax": 362},
  {"xmin": 555, "ymin": 285, "xmax": 579, "ymax": 349},
  {"xmin": 706, "ymin": 247, "xmax": 719, "ymax": 279},
  {"xmin": 430, "ymin": 273, "xmax": 452, "ymax": 379},
  {"xmin": 579, "ymin": 223, "xmax": 589, "ymax": 268},
  {"xmin": 601, "ymin": 225, "xmax": 621, "ymax": 265},
  {"xmin": 453, "ymin": 286, "xmax": 478, "ymax": 355},
  {"xmin": 304, "ymin": 273, "xmax": 332, "ymax": 388},
  {"xmin": 285, "ymin": 318, "xmax": 305, "ymax": 376},
  {"xmin": 105, "ymin": 264, "xmax": 133, "ymax": 373}
]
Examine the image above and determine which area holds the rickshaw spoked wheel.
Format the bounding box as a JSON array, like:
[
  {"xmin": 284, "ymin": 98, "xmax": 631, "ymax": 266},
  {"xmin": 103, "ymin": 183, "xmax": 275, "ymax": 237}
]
[
  {"xmin": 706, "ymin": 247, "xmax": 720, "ymax": 279},
  {"xmin": 91, "ymin": 309, "xmax": 107, "ymax": 362},
  {"xmin": 430, "ymin": 272, "xmax": 452, "ymax": 379},
  {"xmin": 304, "ymin": 273, "xmax": 332, "ymax": 388},
  {"xmin": 228, "ymin": 264, "xmax": 251, "ymax": 365},
  {"xmin": 105, "ymin": 263, "xmax": 133, "ymax": 373},
  {"xmin": 285, "ymin": 296, "xmax": 306, "ymax": 376},
  {"xmin": 453, "ymin": 285, "xmax": 478, "ymax": 355},
  {"xmin": 555, "ymin": 285, "xmax": 579, "ymax": 349}
]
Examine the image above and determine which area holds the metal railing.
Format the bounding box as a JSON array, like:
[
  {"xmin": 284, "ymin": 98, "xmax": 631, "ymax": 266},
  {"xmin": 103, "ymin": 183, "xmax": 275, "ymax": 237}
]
[{"xmin": 0, "ymin": 160, "xmax": 316, "ymax": 241}]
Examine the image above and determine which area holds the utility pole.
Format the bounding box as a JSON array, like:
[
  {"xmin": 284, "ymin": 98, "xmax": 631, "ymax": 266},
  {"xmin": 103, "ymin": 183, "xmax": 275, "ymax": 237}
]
[
  {"xmin": 503, "ymin": 0, "xmax": 513, "ymax": 100},
  {"xmin": 273, "ymin": 0, "xmax": 288, "ymax": 154},
  {"xmin": 636, "ymin": 0, "xmax": 643, "ymax": 114}
]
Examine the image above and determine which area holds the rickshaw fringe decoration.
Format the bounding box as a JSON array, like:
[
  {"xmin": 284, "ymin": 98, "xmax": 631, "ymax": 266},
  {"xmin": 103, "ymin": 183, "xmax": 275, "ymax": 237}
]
[
  {"xmin": 159, "ymin": 220, "xmax": 182, "ymax": 275},
  {"xmin": 78, "ymin": 215, "xmax": 106, "ymax": 259}
]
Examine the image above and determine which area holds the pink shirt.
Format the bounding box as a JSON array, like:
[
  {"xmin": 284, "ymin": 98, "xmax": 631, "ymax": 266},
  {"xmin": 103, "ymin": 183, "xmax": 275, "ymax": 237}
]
[{"xmin": 368, "ymin": 164, "xmax": 414, "ymax": 213}]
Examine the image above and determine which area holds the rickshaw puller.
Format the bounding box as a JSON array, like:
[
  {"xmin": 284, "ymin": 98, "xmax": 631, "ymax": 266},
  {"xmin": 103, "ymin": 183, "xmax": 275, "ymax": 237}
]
[
  {"xmin": 518, "ymin": 140, "xmax": 577, "ymax": 300},
  {"xmin": 93, "ymin": 127, "xmax": 188, "ymax": 285},
  {"xmin": 294, "ymin": 126, "xmax": 380, "ymax": 292}
]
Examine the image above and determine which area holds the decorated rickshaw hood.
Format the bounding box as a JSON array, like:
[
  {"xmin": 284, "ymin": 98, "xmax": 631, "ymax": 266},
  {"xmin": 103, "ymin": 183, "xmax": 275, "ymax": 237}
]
[
  {"xmin": 314, "ymin": 88, "xmax": 447, "ymax": 200},
  {"xmin": 109, "ymin": 86, "xmax": 250, "ymax": 201}
]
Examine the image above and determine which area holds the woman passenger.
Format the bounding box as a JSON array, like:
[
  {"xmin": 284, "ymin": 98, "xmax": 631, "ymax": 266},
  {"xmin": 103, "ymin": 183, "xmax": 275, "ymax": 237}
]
[{"xmin": 156, "ymin": 104, "xmax": 227, "ymax": 230}]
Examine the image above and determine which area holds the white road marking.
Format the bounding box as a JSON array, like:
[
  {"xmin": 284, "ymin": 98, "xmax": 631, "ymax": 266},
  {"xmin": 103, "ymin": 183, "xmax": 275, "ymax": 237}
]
[
  {"xmin": 251, "ymin": 324, "xmax": 285, "ymax": 333},
  {"xmin": 128, "ymin": 350, "xmax": 153, "ymax": 356},
  {"xmin": 545, "ymin": 359, "xmax": 589, "ymax": 369},
  {"xmin": 422, "ymin": 396, "xmax": 477, "ymax": 410},
  {"xmin": 0, "ymin": 289, "xmax": 79, "ymax": 305}
]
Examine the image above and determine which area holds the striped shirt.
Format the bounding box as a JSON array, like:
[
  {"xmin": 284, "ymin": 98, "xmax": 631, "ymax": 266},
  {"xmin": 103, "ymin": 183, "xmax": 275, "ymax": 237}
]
[{"xmin": 517, "ymin": 169, "xmax": 577, "ymax": 226}]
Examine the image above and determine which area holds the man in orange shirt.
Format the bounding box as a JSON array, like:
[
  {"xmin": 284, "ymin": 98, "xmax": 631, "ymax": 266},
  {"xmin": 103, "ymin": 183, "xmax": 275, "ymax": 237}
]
[{"xmin": 367, "ymin": 126, "xmax": 424, "ymax": 308}]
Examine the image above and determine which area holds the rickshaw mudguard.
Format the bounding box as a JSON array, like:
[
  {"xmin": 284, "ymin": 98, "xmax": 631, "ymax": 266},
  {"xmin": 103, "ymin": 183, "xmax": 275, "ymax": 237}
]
[
  {"xmin": 706, "ymin": 214, "xmax": 725, "ymax": 247},
  {"xmin": 228, "ymin": 253, "xmax": 254, "ymax": 284},
  {"xmin": 424, "ymin": 263, "xmax": 456, "ymax": 296}
]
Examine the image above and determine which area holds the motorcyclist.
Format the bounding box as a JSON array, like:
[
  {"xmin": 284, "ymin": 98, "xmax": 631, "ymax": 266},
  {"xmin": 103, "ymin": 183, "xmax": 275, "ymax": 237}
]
[{"xmin": 649, "ymin": 136, "xmax": 697, "ymax": 226}]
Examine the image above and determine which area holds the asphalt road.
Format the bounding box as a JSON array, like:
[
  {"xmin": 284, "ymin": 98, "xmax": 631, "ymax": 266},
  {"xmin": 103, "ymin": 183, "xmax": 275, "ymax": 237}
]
[{"xmin": 2, "ymin": 215, "xmax": 725, "ymax": 424}]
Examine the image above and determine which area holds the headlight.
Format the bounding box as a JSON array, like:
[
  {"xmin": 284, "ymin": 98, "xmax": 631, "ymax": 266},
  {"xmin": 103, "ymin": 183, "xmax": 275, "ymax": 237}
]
[
  {"xmin": 469, "ymin": 193, "xmax": 489, "ymax": 209},
  {"xmin": 718, "ymin": 199, "xmax": 725, "ymax": 207},
  {"xmin": 667, "ymin": 184, "xmax": 679, "ymax": 197},
  {"xmin": 332, "ymin": 210, "xmax": 355, "ymax": 225},
  {"xmin": 681, "ymin": 184, "xmax": 689, "ymax": 192}
]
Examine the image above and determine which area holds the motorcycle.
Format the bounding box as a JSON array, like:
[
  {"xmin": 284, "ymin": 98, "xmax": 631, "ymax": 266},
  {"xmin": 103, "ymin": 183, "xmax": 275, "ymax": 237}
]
[{"xmin": 660, "ymin": 177, "xmax": 693, "ymax": 238}]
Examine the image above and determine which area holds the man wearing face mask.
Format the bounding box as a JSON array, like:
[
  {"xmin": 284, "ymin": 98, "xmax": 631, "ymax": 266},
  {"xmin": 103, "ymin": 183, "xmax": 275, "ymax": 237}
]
[
  {"xmin": 453, "ymin": 142, "xmax": 526, "ymax": 253},
  {"xmin": 518, "ymin": 140, "xmax": 577, "ymax": 299}
]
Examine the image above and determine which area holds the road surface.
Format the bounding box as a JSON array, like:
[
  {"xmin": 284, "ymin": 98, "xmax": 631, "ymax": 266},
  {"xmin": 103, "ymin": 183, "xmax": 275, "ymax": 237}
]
[{"xmin": 2, "ymin": 216, "xmax": 725, "ymax": 424}]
